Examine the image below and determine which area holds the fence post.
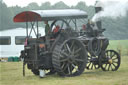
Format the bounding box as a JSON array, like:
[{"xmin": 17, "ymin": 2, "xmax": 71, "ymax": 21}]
[{"xmin": 117, "ymin": 43, "xmax": 122, "ymax": 56}]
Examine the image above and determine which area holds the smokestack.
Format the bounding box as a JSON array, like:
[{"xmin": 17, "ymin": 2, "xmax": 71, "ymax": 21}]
[
  {"xmin": 94, "ymin": 1, "xmax": 103, "ymax": 30},
  {"xmin": 92, "ymin": 1, "xmax": 128, "ymax": 22}
]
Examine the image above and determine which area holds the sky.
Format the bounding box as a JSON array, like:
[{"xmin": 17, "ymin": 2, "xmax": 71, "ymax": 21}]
[
  {"xmin": 3, "ymin": 0, "xmax": 128, "ymax": 7},
  {"xmin": 2, "ymin": 0, "xmax": 95, "ymax": 7}
]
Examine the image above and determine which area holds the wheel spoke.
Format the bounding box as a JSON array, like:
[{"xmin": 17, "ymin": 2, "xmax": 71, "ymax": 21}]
[
  {"xmin": 74, "ymin": 54, "xmax": 80, "ymax": 58},
  {"xmin": 70, "ymin": 64, "xmax": 73, "ymax": 74},
  {"xmin": 112, "ymin": 63, "xmax": 116, "ymax": 67},
  {"xmin": 63, "ymin": 63, "xmax": 68, "ymax": 71},
  {"xmin": 64, "ymin": 44, "xmax": 68, "ymax": 52},
  {"xmin": 110, "ymin": 64, "xmax": 113, "ymax": 70},
  {"xmin": 87, "ymin": 63, "xmax": 91, "ymax": 68},
  {"xmin": 75, "ymin": 48, "xmax": 82, "ymax": 54},
  {"xmin": 108, "ymin": 64, "xmax": 111, "ymax": 71},
  {"xmin": 75, "ymin": 58, "xmax": 84, "ymax": 62},
  {"xmin": 61, "ymin": 51, "xmax": 69, "ymax": 57},
  {"xmin": 70, "ymin": 41, "xmax": 75, "ymax": 50},
  {"xmin": 113, "ymin": 61, "xmax": 118, "ymax": 63},
  {"xmin": 66, "ymin": 44, "xmax": 71, "ymax": 53},
  {"xmin": 94, "ymin": 65, "xmax": 97, "ymax": 69},
  {"xmin": 104, "ymin": 64, "xmax": 108, "ymax": 69},
  {"xmin": 72, "ymin": 46, "xmax": 76, "ymax": 54},
  {"xmin": 112, "ymin": 57, "xmax": 118, "ymax": 60},
  {"xmin": 60, "ymin": 58, "xmax": 68, "ymax": 62},
  {"xmin": 109, "ymin": 52, "xmax": 112, "ymax": 58},
  {"xmin": 61, "ymin": 62, "xmax": 66, "ymax": 69},
  {"xmin": 68, "ymin": 64, "xmax": 71, "ymax": 74},
  {"xmin": 91, "ymin": 63, "xmax": 93, "ymax": 69},
  {"xmin": 72, "ymin": 64, "xmax": 78, "ymax": 71},
  {"xmin": 111, "ymin": 53, "xmax": 116, "ymax": 58}
]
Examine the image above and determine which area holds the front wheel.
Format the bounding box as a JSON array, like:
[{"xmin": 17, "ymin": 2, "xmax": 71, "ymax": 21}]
[{"xmin": 99, "ymin": 50, "xmax": 121, "ymax": 71}]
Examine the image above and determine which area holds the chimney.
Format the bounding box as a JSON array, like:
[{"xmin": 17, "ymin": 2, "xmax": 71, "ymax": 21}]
[{"xmin": 95, "ymin": 1, "xmax": 103, "ymax": 29}]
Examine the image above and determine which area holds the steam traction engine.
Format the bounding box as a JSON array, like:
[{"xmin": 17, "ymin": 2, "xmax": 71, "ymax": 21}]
[{"xmin": 13, "ymin": 8, "xmax": 121, "ymax": 77}]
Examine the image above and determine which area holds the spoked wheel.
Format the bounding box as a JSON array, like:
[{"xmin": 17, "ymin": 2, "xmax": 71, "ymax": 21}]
[
  {"xmin": 99, "ymin": 50, "xmax": 121, "ymax": 71},
  {"xmin": 52, "ymin": 38, "xmax": 87, "ymax": 77},
  {"xmin": 86, "ymin": 54, "xmax": 100, "ymax": 70}
]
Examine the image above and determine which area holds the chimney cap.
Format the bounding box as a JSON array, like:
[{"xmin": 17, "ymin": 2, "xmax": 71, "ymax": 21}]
[{"xmin": 95, "ymin": 1, "xmax": 104, "ymax": 7}]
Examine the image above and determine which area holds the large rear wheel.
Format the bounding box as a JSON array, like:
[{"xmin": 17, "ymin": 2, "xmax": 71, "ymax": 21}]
[{"xmin": 52, "ymin": 38, "xmax": 87, "ymax": 77}]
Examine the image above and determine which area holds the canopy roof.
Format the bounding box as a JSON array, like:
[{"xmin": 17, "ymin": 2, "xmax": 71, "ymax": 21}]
[{"xmin": 13, "ymin": 9, "xmax": 88, "ymax": 22}]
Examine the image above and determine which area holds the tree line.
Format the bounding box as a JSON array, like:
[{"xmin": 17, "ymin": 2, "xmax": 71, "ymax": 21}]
[
  {"xmin": 0, "ymin": 1, "xmax": 128, "ymax": 40},
  {"xmin": 0, "ymin": 1, "xmax": 94, "ymax": 30}
]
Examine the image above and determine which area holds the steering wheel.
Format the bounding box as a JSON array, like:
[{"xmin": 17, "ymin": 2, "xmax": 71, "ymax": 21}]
[{"xmin": 51, "ymin": 19, "xmax": 71, "ymax": 32}]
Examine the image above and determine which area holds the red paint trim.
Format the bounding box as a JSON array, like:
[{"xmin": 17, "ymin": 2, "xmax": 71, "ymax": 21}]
[{"xmin": 13, "ymin": 11, "xmax": 42, "ymax": 22}]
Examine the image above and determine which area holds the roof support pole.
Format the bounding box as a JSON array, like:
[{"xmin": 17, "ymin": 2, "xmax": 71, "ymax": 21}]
[
  {"xmin": 26, "ymin": 12, "xmax": 29, "ymax": 38},
  {"xmin": 26, "ymin": 21, "xmax": 28, "ymax": 38},
  {"xmin": 29, "ymin": 22, "xmax": 37, "ymax": 37},
  {"xmin": 72, "ymin": 19, "xmax": 77, "ymax": 31},
  {"xmin": 36, "ymin": 21, "xmax": 39, "ymax": 38}
]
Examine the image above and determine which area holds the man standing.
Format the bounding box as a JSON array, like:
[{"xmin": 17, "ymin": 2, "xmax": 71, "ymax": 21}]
[{"xmin": 44, "ymin": 21, "xmax": 50, "ymax": 35}]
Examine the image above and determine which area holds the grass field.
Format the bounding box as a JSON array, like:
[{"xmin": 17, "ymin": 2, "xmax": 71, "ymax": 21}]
[
  {"xmin": 0, "ymin": 56, "xmax": 128, "ymax": 85},
  {"xmin": 108, "ymin": 40, "xmax": 128, "ymax": 56},
  {"xmin": 0, "ymin": 40, "xmax": 128, "ymax": 85}
]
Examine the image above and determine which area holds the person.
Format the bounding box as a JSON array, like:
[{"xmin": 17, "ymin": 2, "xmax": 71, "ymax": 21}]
[
  {"xmin": 44, "ymin": 21, "xmax": 50, "ymax": 35},
  {"xmin": 53, "ymin": 25, "xmax": 60, "ymax": 33},
  {"xmin": 52, "ymin": 25, "xmax": 60, "ymax": 38}
]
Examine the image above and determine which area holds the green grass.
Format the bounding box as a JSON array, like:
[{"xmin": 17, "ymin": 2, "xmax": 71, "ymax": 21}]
[
  {"xmin": 0, "ymin": 40, "xmax": 128, "ymax": 85},
  {"xmin": 108, "ymin": 40, "xmax": 128, "ymax": 55},
  {"xmin": 109, "ymin": 40, "xmax": 128, "ymax": 49},
  {"xmin": 0, "ymin": 56, "xmax": 128, "ymax": 85}
]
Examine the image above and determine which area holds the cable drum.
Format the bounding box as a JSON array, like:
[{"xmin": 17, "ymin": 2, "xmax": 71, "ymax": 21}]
[{"xmin": 88, "ymin": 38, "xmax": 102, "ymax": 56}]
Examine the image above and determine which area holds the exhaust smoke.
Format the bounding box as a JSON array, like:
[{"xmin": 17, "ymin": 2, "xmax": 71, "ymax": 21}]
[{"xmin": 92, "ymin": 1, "xmax": 128, "ymax": 22}]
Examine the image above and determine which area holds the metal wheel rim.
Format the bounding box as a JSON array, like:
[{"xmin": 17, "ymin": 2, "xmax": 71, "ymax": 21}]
[
  {"xmin": 100, "ymin": 50, "xmax": 121, "ymax": 71},
  {"xmin": 59, "ymin": 39, "xmax": 87, "ymax": 76}
]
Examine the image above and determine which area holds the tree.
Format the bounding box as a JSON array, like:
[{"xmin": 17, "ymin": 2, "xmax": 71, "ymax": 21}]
[
  {"xmin": 52, "ymin": 1, "xmax": 69, "ymax": 9},
  {"xmin": 27, "ymin": 2, "xmax": 39, "ymax": 10},
  {"xmin": 75, "ymin": 1, "xmax": 87, "ymax": 10},
  {"xmin": 40, "ymin": 2, "xmax": 51, "ymax": 10},
  {"xmin": 0, "ymin": 1, "xmax": 12, "ymax": 30}
]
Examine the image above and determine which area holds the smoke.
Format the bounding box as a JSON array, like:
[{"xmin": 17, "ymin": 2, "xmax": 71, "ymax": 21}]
[{"xmin": 92, "ymin": 1, "xmax": 128, "ymax": 22}]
